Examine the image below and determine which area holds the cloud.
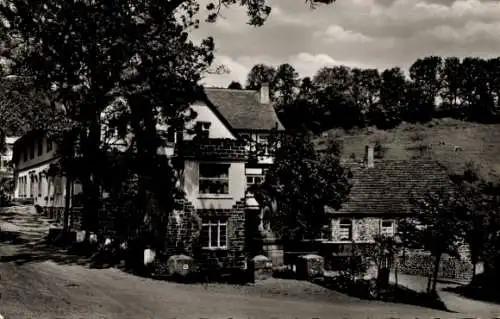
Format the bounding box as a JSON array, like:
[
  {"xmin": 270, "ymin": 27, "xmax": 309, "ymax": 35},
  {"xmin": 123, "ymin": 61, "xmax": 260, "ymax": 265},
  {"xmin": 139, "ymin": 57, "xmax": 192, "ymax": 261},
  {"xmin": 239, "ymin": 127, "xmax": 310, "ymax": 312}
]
[
  {"xmin": 191, "ymin": 0, "xmax": 500, "ymax": 87},
  {"xmin": 201, "ymin": 53, "xmax": 373, "ymax": 87},
  {"xmin": 314, "ymin": 25, "xmax": 374, "ymax": 44}
]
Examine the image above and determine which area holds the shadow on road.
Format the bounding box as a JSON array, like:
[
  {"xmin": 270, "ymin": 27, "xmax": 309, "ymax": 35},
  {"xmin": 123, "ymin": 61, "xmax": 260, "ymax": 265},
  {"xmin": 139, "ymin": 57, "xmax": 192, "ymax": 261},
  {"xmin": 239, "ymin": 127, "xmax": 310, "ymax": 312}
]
[
  {"xmin": 314, "ymin": 277, "xmax": 452, "ymax": 312},
  {"xmin": 0, "ymin": 234, "xmax": 98, "ymax": 267},
  {"xmin": 0, "ymin": 205, "xmax": 110, "ymax": 268},
  {"xmin": 443, "ymin": 283, "xmax": 500, "ymax": 305}
]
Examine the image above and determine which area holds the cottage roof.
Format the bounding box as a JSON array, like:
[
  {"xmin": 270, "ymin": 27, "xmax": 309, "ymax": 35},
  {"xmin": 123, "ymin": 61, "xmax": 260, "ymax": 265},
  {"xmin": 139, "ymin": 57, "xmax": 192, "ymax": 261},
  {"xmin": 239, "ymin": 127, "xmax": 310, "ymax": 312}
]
[
  {"xmin": 325, "ymin": 159, "xmax": 455, "ymax": 216},
  {"xmin": 203, "ymin": 88, "xmax": 285, "ymax": 132}
]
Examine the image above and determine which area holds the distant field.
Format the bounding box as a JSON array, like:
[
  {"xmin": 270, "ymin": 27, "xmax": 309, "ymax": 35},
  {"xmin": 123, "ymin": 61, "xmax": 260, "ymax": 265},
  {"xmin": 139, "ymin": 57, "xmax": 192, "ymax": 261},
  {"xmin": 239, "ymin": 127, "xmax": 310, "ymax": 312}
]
[{"xmin": 314, "ymin": 118, "xmax": 500, "ymax": 181}]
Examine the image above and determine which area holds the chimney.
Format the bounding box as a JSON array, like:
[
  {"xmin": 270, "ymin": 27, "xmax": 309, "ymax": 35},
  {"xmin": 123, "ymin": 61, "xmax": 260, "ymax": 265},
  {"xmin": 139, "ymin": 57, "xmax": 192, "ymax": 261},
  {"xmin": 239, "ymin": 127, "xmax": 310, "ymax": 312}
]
[
  {"xmin": 364, "ymin": 144, "xmax": 374, "ymax": 168},
  {"xmin": 260, "ymin": 83, "xmax": 270, "ymax": 104}
]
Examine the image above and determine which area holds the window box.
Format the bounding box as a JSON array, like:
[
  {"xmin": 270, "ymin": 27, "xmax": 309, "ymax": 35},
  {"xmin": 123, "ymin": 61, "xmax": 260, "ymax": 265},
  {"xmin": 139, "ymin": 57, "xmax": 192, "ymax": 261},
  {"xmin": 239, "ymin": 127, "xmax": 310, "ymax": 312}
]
[
  {"xmin": 201, "ymin": 219, "xmax": 228, "ymax": 250},
  {"xmin": 199, "ymin": 163, "xmax": 229, "ymax": 195}
]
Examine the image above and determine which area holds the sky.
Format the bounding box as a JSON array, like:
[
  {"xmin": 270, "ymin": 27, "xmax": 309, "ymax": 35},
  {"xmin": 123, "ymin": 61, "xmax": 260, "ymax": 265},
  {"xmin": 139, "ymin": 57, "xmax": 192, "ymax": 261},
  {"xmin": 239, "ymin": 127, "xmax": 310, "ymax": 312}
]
[{"xmin": 189, "ymin": 0, "xmax": 500, "ymax": 88}]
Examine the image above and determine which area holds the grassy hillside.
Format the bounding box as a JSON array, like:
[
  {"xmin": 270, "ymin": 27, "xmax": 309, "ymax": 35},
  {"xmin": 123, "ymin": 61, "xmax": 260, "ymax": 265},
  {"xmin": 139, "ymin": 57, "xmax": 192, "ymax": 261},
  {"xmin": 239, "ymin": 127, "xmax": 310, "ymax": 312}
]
[{"xmin": 314, "ymin": 118, "xmax": 500, "ymax": 181}]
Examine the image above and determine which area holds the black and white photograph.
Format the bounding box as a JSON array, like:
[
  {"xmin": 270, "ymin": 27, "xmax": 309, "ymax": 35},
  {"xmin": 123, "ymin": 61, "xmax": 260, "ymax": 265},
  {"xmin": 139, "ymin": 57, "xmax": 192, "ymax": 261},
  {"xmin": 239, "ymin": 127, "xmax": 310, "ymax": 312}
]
[{"xmin": 0, "ymin": 0, "xmax": 500, "ymax": 318}]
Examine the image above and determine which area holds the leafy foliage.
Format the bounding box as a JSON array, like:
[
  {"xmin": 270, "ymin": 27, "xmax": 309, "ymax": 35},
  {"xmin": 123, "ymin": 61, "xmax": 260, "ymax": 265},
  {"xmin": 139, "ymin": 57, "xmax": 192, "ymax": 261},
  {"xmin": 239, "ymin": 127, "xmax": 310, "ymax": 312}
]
[
  {"xmin": 255, "ymin": 131, "xmax": 352, "ymax": 241},
  {"xmin": 245, "ymin": 63, "xmax": 276, "ymax": 90},
  {"xmin": 227, "ymin": 81, "xmax": 243, "ymax": 90},
  {"xmin": 400, "ymin": 186, "xmax": 470, "ymax": 292},
  {"xmin": 272, "ymin": 63, "xmax": 300, "ymax": 107},
  {"xmin": 247, "ymin": 55, "xmax": 500, "ymax": 134}
]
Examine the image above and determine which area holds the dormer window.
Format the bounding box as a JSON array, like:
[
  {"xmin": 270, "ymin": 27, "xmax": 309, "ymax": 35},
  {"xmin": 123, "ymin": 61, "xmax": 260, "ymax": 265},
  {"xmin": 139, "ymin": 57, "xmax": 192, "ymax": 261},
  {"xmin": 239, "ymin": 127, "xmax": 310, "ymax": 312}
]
[{"xmin": 195, "ymin": 121, "xmax": 211, "ymax": 139}]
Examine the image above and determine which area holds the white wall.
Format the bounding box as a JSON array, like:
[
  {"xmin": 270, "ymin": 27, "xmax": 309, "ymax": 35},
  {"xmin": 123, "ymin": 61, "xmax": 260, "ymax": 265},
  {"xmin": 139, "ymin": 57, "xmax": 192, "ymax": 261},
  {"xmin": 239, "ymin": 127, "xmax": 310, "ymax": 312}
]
[
  {"xmin": 184, "ymin": 103, "xmax": 236, "ymax": 140},
  {"xmin": 182, "ymin": 160, "xmax": 245, "ymax": 210},
  {"xmin": 14, "ymin": 136, "xmax": 82, "ymax": 208}
]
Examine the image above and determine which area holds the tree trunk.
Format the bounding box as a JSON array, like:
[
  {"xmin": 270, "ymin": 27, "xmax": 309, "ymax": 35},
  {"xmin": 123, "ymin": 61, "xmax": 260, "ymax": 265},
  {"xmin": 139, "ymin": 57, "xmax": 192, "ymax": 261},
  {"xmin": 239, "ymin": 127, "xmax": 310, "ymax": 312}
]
[
  {"xmin": 81, "ymin": 111, "xmax": 103, "ymax": 241},
  {"xmin": 426, "ymin": 273, "xmax": 432, "ymax": 293},
  {"xmin": 471, "ymin": 262, "xmax": 476, "ymax": 284},
  {"xmin": 431, "ymin": 252, "xmax": 442, "ymax": 293},
  {"xmin": 394, "ymin": 262, "xmax": 398, "ymax": 287},
  {"xmin": 63, "ymin": 175, "xmax": 72, "ymax": 231},
  {"xmin": 128, "ymin": 96, "xmax": 165, "ymax": 250}
]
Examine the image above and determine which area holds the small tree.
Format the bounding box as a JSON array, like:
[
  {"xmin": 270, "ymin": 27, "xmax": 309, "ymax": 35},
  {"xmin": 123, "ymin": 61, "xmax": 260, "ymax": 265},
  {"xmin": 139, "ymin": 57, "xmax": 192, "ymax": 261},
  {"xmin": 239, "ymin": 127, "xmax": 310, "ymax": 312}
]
[
  {"xmin": 369, "ymin": 235, "xmax": 400, "ymax": 287},
  {"xmin": 254, "ymin": 130, "xmax": 352, "ymax": 243},
  {"xmin": 403, "ymin": 187, "xmax": 466, "ymax": 293}
]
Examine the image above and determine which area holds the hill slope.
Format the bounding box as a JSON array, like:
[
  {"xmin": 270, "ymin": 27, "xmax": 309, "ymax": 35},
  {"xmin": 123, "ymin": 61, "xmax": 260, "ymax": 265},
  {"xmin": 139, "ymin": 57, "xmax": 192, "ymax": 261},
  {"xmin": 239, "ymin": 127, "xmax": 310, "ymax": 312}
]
[{"xmin": 315, "ymin": 118, "xmax": 500, "ymax": 181}]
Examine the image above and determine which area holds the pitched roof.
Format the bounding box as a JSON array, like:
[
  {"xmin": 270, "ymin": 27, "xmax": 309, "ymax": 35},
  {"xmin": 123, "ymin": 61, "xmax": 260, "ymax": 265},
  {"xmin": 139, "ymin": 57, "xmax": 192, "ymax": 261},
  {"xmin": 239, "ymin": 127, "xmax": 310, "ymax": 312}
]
[
  {"xmin": 325, "ymin": 159, "xmax": 455, "ymax": 216},
  {"xmin": 203, "ymin": 88, "xmax": 285, "ymax": 131}
]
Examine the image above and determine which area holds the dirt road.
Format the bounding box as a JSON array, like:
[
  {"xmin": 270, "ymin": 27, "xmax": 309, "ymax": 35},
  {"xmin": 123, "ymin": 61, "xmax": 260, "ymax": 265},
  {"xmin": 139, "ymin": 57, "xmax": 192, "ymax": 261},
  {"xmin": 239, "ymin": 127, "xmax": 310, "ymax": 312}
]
[{"xmin": 0, "ymin": 206, "xmax": 451, "ymax": 319}]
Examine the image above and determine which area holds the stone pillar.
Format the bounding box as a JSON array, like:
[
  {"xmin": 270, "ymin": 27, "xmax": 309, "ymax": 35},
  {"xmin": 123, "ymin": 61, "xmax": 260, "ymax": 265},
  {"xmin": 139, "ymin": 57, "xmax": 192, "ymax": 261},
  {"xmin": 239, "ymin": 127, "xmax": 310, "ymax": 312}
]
[{"xmin": 262, "ymin": 237, "xmax": 284, "ymax": 267}]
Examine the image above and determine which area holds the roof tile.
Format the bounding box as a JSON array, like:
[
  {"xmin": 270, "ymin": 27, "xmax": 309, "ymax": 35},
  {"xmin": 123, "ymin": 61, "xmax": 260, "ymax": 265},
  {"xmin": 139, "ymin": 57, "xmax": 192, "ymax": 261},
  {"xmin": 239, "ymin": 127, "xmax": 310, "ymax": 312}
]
[
  {"xmin": 325, "ymin": 159, "xmax": 455, "ymax": 216},
  {"xmin": 204, "ymin": 88, "xmax": 284, "ymax": 131}
]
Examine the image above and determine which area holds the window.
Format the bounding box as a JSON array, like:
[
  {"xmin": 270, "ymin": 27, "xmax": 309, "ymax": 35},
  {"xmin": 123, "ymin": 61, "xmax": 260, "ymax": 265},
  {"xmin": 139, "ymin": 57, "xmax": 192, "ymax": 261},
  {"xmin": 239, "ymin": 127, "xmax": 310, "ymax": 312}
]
[
  {"xmin": 256, "ymin": 134, "xmax": 270, "ymax": 155},
  {"xmin": 381, "ymin": 219, "xmax": 395, "ymax": 237},
  {"xmin": 23, "ymin": 150, "xmax": 28, "ymax": 162},
  {"xmin": 46, "ymin": 140, "xmax": 53, "ymax": 152},
  {"xmin": 339, "ymin": 218, "xmax": 353, "ymax": 241},
  {"xmin": 194, "ymin": 121, "xmax": 211, "ymax": 139},
  {"xmin": 37, "ymin": 138, "xmax": 43, "ymax": 156},
  {"xmin": 247, "ymin": 175, "xmax": 263, "ymax": 186},
  {"xmin": 29, "ymin": 142, "xmax": 35, "ymax": 159},
  {"xmin": 201, "ymin": 219, "xmax": 227, "ymax": 249},
  {"xmin": 199, "ymin": 163, "xmax": 229, "ymax": 195}
]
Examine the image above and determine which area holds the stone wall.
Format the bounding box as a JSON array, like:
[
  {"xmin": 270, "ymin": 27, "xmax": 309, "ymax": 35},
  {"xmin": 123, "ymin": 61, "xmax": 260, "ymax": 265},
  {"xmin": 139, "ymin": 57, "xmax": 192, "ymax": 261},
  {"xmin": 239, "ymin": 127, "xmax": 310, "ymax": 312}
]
[
  {"xmin": 330, "ymin": 217, "xmax": 386, "ymax": 242},
  {"xmin": 174, "ymin": 139, "xmax": 247, "ymax": 161},
  {"xmin": 167, "ymin": 198, "xmax": 247, "ymax": 269},
  {"xmin": 397, "ymin": 250, "xmax": 473, "ymax": 282}
]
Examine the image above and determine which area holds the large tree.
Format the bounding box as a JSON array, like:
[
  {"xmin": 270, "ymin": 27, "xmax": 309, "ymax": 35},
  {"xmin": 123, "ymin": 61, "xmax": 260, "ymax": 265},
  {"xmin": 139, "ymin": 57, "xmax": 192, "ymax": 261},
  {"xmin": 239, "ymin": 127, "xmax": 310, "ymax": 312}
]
[
  {"xmin": 0, "ymin": 0, "xmax": 339, "ymax": 243},
  {"xmin": 369, "ymin": 67, "xmax": 406, "ymax": 129},
  {"xmin": 246, "ymin": 63, "xmax": 276, "ymax": 90},
  {"xmin": 439, "ymin": 57, "xmax": 463, "ymax": 117},
  {"xmin": 272, "ymin": 63, "xmax": 300, "ymax": 107},
  {"xmin": 460, "ymin": 57, "xmax": 493, "ymax": 123},
  {"xmin": 405, "ymin": 56, "xmax": 442, "ymax": 123},
  {"xmin": 312, "ymin": 66, "xmax": 358, "ymax": 129},
  {"xmin": 349, "ymin": 68, "xmax": 381, "ymax": 127}
]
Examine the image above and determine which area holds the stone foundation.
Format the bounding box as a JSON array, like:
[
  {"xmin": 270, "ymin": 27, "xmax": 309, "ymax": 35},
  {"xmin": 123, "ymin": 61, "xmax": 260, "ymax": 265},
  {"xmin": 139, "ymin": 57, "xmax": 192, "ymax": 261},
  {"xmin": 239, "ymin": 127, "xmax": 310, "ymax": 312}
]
[
  {"xmin": 397, "ymin": 250, "xmax": 473, "ymax": 282},
  {"xmin": 167, "ymin": 198, "xmax": 247, "ymax": 269}
]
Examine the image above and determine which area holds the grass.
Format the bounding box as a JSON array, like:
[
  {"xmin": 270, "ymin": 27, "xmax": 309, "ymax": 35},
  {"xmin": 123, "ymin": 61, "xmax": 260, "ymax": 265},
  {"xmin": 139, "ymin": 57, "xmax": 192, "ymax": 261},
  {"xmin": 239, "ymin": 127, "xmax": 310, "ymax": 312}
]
[{"xmin": 314, "ymin": 118, "xmax": 500, "ymax": 181}]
